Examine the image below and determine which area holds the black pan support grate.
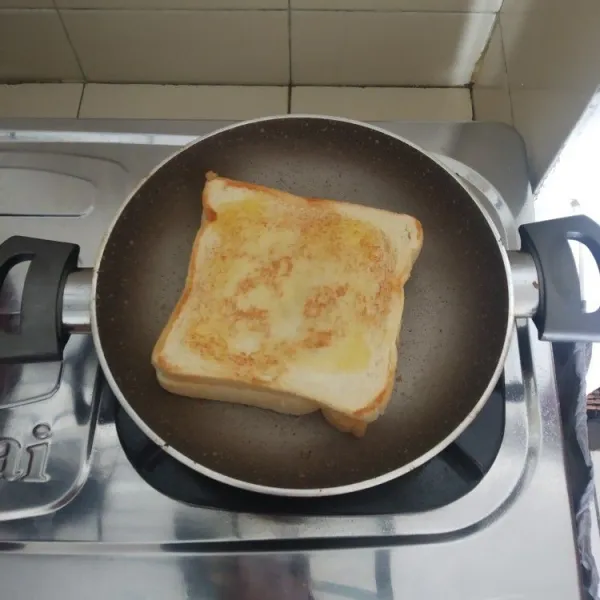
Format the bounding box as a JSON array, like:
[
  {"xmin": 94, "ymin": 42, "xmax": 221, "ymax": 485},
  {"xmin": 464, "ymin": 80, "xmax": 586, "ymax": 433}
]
[{"xmin": 115, "ymin": 380, "xmax": 505, "ymax": 516}]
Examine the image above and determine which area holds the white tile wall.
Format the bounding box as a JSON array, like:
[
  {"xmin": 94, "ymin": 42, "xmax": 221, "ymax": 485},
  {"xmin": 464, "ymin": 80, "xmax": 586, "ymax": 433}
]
[
  {"xmin": 291, "ymin": 0, "xmax": 502, "ymax": 10},
  {"xmin": 500, "ymin": 0, "xmax": 597, "ymax": 12},
  {"xmin": 0, "ymin": 0, "xmax": 52, "ymax": 7},
  {"xmin": 0, "ymin": 10, "xmax": 82, "ymax": 81},
  {"xmin": 57, "ymin": 0, "xmax": 286, "ymax": 8},
  {"xmin": 473, "ymin": 22, "xmax": 505, "ymax": 88},
  {"xmin": 61, "ymin": 10, "xmax": 289, "ymax": 84},
  {"xmin": 291, "ymin": 86, "xmax": 472, "ymax": 120},
  {"xmin": 0, "ymin": 2, "xmax": 502, "ymax": 85},
  {"xmin": 79, "ymin": 84, "xmax": 288, "ymax": 118},
  {"xmin": 473, "ymin": 0, "xmax": 600, "ymax": 180},
  {"xmin": 471, "ymin": 23, "xmax": 512, "ymax": 123},
  {"xmin": 0, "ymin": 84, "xmax": 474, "ymax": 122},
  {"xmin": 291, "ymin": 11, "xmax": 495, "ymax": 86},
  {"xmin": 0, "ymin": 83, "xmax": 83, "ymax": 116},
  {"xmin": 501, "ymin": 5, "xmax": 600, "ymax": 93}
]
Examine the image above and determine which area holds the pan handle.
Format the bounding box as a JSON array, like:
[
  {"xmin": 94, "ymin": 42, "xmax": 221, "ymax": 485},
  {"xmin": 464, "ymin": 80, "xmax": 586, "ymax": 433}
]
[
  {"xmin": 0, "ymin": 236, "xmax": 80, "ymax": 364},
  {"xmin": 519, "ymin": 215, "xmax": 600, "ymax": 342}
]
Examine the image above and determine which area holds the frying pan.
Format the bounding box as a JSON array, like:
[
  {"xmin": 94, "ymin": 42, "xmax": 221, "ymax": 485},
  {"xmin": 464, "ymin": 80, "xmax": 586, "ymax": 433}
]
[{"xmin": 1, "ymin": 116, "xmax": 600, "ymax": 497}]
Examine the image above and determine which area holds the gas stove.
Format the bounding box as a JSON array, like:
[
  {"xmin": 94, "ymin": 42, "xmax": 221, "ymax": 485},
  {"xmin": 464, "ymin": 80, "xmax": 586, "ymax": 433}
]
[{"xmin": 0, "ymin": 119, "xmax": 583, "ymax": 600}]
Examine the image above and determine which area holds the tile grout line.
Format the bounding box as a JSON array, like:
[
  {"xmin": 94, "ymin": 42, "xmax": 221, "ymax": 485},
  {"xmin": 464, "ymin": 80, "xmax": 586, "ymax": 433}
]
[
  {"xmin": 469, "ymin": 85, "xmax": 476, "ymax": 121},
  {"xmin": 20, "ymin": 8, "xmax": 501, "ymax": 13},
  {"xmin": 50, "ymin": 6, "xmax": 288, "ymax": 10},
  {"xmin": 53, "ymin": 1, "xmax": 87, "ymax": 92},
  {"xmin": 76, "ymin": 83, "xmax": 85, "ymax": 118},
  {"xmin": 497, "ymin": 17, "xmax": 515, "ymax": 125},
  {"xmin": 287, "ymin": 0, "xmax": 292, "ymax": 112},
  {"xmin": 2, "ymin": 81, "xmax": 473, "ymax": 90}
]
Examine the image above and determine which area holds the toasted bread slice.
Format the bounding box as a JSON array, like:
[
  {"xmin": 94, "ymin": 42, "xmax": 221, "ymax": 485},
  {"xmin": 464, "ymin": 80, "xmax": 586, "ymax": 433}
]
[
  {"xmin": 152, "ymin": 173, "xmax": 423, "ymax": 436},
  {"xmin": 321, "ymin": 318, "xmax": 400, "ymax": 437}
]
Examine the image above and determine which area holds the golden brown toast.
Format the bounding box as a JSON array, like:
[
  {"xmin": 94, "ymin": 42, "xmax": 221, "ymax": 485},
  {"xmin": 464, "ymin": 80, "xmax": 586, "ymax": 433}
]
[{"xmin": 152, "ymin": 173, "xmax": 423, "ymax": 436}]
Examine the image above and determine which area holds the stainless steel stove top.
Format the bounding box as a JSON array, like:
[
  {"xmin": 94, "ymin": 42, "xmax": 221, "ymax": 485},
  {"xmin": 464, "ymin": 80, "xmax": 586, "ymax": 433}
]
[{"xmin": 0, "ymin": 119, "xmax": 583, "ymax": 600}]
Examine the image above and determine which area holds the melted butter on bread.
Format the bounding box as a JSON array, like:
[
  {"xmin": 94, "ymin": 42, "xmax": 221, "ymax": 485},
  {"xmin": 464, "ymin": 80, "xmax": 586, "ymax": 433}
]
[{"xmin": 184, "ymin": 189, "xmax": 398, "ymax": 380}]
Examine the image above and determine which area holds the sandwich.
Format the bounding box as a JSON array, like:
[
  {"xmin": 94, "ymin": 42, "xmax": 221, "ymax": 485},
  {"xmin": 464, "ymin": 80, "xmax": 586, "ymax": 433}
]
[{"xmin": 152, "ymin": 172, "xmax": 423, "ymax": 437}]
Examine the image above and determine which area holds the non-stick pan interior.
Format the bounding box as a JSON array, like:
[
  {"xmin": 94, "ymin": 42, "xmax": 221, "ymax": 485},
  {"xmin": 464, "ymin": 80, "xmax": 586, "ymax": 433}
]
[{"xmin": 95, "ymin": 117, "xmax": 510, "ymax": 491}]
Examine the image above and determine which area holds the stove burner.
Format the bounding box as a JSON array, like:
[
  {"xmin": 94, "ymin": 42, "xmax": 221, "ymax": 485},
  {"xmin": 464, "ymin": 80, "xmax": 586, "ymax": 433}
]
[{"xmin": 116, "ymin": 381, "xmax": 505, "ymax": 515}]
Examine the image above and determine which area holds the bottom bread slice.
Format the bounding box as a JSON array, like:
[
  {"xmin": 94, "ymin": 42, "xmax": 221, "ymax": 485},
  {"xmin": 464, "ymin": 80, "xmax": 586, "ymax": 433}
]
[
  {"xmin": 321, "ymin": 350, "xmax": 397, "ymax": 437},
  {"xmin": 156, "ymin": 346, "xmax": 396, "ymax": 437},
  {"xmin": 156, "ymin": 371, "xmax": 320, "ymax": 416}
]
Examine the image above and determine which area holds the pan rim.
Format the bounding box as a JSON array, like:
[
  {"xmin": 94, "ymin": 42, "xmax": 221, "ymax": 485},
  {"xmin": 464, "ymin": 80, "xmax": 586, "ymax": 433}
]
[{"xmin": 91, "ymin": 114, "xmax": 515, "ymax": 498}]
